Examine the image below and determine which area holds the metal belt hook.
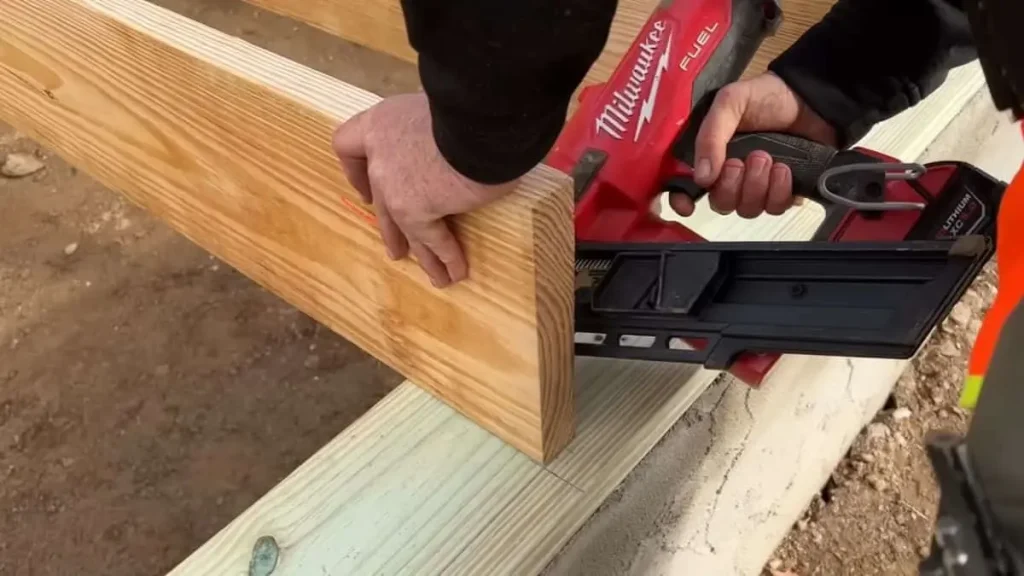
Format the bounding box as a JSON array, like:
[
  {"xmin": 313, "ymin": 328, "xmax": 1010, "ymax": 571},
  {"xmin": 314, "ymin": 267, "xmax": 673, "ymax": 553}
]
[{"xmin": 818, "ymin": 162, "xmax": 929, "ymax": 211}]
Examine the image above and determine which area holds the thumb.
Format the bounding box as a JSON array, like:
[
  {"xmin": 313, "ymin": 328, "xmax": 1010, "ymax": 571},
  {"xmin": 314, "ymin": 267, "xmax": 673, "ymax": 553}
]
[{"xmin": 693, "ymin": 85, "xmax": 748, "ymax": 187}]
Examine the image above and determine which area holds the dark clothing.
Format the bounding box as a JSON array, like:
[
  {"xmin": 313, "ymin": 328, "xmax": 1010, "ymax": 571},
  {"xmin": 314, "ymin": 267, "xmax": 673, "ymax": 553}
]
[
  {"xmin": 963, "ymin": 0, "xmax": 1024, "ymax": 119},
  {"xmin": 399, "ymin": 0, "xmax": 977, "ymax": 183},
  {"xmin": 769, "ymin": 0, "xmax": 977, "ymax": 148},
  {"xmin": 399, "ymin": 0, "xmax": 617, "ymax": 184}
]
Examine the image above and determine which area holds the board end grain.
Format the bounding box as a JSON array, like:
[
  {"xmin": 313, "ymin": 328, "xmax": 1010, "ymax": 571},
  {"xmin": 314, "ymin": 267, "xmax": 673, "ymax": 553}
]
[{"xmin": 524, "ymin": 166, "xmax": 577, "ymax": 462}]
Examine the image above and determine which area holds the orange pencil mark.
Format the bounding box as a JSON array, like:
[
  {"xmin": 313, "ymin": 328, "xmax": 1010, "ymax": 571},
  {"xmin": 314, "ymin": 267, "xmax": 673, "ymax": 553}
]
[{"xmin": 340, "ymin": 195, "xmax": 379, "ymax": 227}]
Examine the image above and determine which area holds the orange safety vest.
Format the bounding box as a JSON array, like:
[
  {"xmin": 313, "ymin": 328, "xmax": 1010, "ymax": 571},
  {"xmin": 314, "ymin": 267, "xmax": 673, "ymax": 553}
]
[{"xmin": 962, "ymin": 121, "xmax": 1024, "ymax": 408}]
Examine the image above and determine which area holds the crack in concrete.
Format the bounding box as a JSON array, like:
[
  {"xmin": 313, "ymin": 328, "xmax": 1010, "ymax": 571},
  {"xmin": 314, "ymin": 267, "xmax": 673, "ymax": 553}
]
[
  {"xmin": 668, "ymin": 542, "xmax": 712, "ymax": 558},
  {"xmin": 743, "ymin": 390, "xmax": 815, "ymax": 541},
  {"xmin": 745, "ymin": 507, "xmax": 778, "ymax": 526},
  {"xmin": 784, "ymin": 433, "xmax": 810, "ymax": 496},
  {"xmin": 702, "ymin": 387, "xmax": 755, "ymax": 554},
  {"xmin": 844, "ymin": 358, "xmax": 856, "ymax": 404},
  {"xmin": 819, "ymin": 358, "xmax": 859, "ymax": 428},
  {"xmin": 706, "ymin": 383, "xmax": 730, "ymax": 416},
  {"xmin": 703, "ymin": 384, "xmax": 730, "ymax": 457}
]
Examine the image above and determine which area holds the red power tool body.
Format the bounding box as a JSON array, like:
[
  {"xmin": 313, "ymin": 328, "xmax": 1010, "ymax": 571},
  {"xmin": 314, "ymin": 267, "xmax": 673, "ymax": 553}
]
[{"xmin": 548, "ymin": 0, "xmax": 1004, "ymax": 386}]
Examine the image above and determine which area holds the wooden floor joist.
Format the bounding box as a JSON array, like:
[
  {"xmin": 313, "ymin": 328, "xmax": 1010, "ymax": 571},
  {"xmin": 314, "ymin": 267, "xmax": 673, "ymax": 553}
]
[{"xmin": 0, "ymin": 0, "xmax": 576, "ymax": 463}]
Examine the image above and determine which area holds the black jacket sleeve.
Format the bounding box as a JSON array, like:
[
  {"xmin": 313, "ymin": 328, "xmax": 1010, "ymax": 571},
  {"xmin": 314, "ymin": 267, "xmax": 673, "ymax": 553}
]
[
  {"xmin": 399, "ymin": 0, "xmax": 617, "ymax": 184},
  {"xmin": 768, "ymin": 0, "xmax": 978, "ymax": 148}
]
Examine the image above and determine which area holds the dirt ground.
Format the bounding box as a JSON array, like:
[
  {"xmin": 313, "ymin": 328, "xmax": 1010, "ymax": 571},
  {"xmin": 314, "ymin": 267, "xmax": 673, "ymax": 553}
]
[
  {"xmin": 0, "ymin": 2, "xmax": 1002, "ymax": 575},
  {"xmin": 765, "ymin": 262, "xmax": 999, "ymax": 576},
  {"xmin": 0, "ymin": 2, "xmax": 418, "ymax": 575}
]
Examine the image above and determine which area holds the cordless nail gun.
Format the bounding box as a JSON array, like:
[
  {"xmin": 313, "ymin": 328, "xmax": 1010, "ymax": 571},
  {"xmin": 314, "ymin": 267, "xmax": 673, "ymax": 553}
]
[{"xmin": 545, "ymin": 0, "xmax": 1006, "ymax": 386}]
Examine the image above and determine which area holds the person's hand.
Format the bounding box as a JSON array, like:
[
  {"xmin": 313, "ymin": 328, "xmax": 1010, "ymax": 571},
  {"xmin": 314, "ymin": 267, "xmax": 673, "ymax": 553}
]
[
  {"xmin": 671, "ymin": 72, "xmax": 839, "ymax": 219},
  {"xmin": 333, "ymin": 92, "xmax": 519, "ymax": 288}
]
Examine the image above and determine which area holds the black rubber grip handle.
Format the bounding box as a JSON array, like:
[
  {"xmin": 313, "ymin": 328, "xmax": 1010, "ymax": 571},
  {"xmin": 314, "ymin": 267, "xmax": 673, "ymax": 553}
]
[{"xmin": 669, "ymin": 132, "xmax": 839, "ymax": 207}]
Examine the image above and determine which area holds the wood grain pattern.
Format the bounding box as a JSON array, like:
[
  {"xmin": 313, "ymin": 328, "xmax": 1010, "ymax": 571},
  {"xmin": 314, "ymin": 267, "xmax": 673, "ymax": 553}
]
[
  {"xmin": 167, "ymin": 53, "xmax": 989, "ymax": 576},
  {"xmin": 241, "ymin": 0, "xmax": 417, "ymax": 63},
  {"xmin": 0, "ymin": 0, "xmax": 576, "ymax": 462},
  {"xmin": 239, "ymin": 0, "xmax": 838, "ymax": 88}
]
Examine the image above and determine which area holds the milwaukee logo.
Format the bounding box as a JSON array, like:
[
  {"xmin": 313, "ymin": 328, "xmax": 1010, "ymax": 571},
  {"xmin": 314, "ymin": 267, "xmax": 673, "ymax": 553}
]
[
  {"xmin": 594, "ymin": 20, "xmax": 670, "ymax": 141},
  {"xmin": 679, "ymin": 22, "xmax": 719, "ymax": 71}
]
